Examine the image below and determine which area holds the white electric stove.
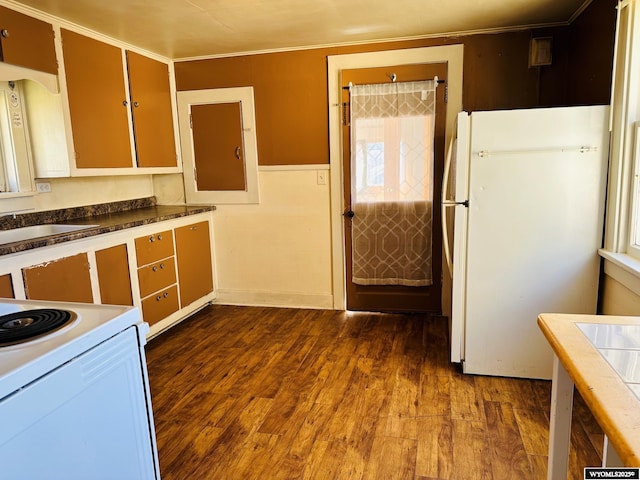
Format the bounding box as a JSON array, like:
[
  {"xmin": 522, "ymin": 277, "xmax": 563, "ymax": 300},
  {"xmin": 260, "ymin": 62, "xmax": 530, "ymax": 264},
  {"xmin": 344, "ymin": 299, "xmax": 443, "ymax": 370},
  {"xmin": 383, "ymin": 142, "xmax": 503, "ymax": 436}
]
[{"xmin": 0, "ymin": 299, "xmax": 160, "ymax": 480}]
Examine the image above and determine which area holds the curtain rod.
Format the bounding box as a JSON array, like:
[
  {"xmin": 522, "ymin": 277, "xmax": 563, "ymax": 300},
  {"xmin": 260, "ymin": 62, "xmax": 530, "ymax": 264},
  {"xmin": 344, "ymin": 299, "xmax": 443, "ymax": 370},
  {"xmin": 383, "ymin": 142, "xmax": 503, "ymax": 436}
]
[{"xmin": 342, "ymin": 76, "xmax": 445, "ymax": 90}]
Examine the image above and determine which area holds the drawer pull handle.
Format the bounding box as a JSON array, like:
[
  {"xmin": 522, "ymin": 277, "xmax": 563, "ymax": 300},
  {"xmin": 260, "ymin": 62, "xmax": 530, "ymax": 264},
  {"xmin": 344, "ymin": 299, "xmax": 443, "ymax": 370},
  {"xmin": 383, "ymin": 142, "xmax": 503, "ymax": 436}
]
[
  {"xmin": 1, "ymin": 29, "xmax": 9, "ymax": 38},
  {"xmin": 190, "ymin": 226, "xmax": 198, "ymax": 231}
]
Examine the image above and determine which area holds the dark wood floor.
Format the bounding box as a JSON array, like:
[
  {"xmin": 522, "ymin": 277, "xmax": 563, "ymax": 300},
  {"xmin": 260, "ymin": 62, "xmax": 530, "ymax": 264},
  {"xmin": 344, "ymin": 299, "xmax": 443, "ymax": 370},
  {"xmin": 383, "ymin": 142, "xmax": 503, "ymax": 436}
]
[{"xmin": 145, "ymin": 304, "xmax": 603, "ymax": 480}]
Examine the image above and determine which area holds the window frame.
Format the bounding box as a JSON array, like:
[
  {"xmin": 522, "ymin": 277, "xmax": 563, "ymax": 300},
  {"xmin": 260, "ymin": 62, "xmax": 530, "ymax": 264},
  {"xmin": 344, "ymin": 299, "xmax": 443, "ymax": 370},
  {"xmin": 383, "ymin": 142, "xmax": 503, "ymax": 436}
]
[{"xmin": 601, "ymin": 0, "xmax": 640, "ymax": 293}]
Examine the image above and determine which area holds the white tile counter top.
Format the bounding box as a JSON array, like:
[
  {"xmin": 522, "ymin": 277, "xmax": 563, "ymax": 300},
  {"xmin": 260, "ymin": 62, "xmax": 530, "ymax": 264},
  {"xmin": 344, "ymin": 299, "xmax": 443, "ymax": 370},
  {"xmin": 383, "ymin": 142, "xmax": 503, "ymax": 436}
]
[{"xmin": 538, "ymin": 314, "xmax": 640, "ymax": 479}]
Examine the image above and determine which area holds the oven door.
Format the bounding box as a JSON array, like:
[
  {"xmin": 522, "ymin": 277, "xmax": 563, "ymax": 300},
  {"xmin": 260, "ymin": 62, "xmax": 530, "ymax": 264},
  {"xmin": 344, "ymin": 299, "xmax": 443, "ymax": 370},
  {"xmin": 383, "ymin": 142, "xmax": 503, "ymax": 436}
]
[{"xmin": 0, "ymin": 326, "xmax": 159, "ymax": 480}]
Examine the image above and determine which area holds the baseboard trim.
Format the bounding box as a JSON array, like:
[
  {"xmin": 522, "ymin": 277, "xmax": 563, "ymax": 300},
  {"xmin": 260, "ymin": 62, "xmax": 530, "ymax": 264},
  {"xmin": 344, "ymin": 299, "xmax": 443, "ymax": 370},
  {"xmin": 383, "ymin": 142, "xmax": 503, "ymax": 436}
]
[{"xmin": 214, "ymin": 289, "xmax": 335, "ymax": 310}]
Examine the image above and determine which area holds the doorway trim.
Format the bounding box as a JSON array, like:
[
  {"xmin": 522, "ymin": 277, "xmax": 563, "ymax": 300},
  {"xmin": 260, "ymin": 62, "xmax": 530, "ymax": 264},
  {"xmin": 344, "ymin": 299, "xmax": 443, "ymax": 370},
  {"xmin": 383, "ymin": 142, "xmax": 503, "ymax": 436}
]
[{"xmin": 327, "ymin": 45, "xmax": 464, "ymax": 310}]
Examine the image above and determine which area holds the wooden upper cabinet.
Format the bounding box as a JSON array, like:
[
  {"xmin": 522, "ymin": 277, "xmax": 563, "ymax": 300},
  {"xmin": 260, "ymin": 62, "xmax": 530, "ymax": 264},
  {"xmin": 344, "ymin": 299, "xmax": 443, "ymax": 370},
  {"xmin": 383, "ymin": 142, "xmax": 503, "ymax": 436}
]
[
  {"xmin": 126, "ymin": 51, "xmax": 177, "ymax": 168},
  {"xmin": 175, "ymin": 221, "xmax": 213, "ymax": 307},
  {"xmin": 0, "ymin": 7, "xmax": 57, "ymax": 74},
  {"xmin": 61, "ymin": 29, "xmax": 133, "ymax": 169}
]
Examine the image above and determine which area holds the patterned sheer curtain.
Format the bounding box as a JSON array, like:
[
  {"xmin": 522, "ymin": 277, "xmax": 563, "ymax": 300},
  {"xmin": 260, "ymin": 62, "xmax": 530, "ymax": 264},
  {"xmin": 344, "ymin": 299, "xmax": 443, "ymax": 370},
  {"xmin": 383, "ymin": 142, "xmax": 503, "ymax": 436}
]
[{"xmin": 350, "ymin": 80, "xmax": 436, "ymax": 286}]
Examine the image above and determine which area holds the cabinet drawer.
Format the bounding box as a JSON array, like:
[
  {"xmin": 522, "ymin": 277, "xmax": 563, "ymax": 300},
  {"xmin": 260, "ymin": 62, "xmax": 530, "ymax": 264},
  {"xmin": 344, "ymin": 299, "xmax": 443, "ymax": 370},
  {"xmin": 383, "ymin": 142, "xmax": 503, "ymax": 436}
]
[
  {"xmin": 141, "ymin": 285, "xmax": 179, "ymax": 326},
  {"xmin": 135, "ymin": 230, "xmax": 174, "ymax": 266},
  {"xmin": 137, "ymin": 257, "xmax": 176, "ymax": 298}
]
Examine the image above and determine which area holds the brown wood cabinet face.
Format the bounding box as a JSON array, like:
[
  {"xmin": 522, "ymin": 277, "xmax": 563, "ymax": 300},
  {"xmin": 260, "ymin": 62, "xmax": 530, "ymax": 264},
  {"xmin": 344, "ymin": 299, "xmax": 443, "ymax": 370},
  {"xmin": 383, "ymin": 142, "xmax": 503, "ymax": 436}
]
[
  {"xmin": 23, "ymin": 253, "xmax": 93, "ymax": 303},
  {"xmin": 126, "ymin": 51, "xmax": 177, "ymax": 168},
  {"xmin": 137, "ymin": 256, "xmax": 177, "ymax": 298},
  {"xmin": 95, "ymin": 244, "xmax": 133, "ymax": 306},
  {"xmin": 0, "ymin": 7, "xmax": 57, "ymax": 74},
  {"xmin": 191, "ymin": 102, "xmax": 246, "ymax": 191},
  {"xmin": 141, "ymin": 284, "xmax": 179, "ymax": 325},
  {"xmin": 135, "ymin": 230, "xmax": 174, "ymax": 266},
  {"xmin": 175, "ymin": 221, "xmax": 213, "ymax": 307},
  {"xmin": 61, "ymin": 29, "xmax": 133, "ymax": 168},
  {"xmin": 0, "ymin": 273, "xmax": 14, "ymax": 299}
]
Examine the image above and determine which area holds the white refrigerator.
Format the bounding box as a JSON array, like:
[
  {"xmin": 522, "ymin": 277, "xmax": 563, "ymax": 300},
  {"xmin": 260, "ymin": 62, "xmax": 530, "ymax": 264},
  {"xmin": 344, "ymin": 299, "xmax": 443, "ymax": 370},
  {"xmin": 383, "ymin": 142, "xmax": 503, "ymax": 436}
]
[{"xmin": 442, "ymin": 105, "xmax": 609, "ymax": 380}]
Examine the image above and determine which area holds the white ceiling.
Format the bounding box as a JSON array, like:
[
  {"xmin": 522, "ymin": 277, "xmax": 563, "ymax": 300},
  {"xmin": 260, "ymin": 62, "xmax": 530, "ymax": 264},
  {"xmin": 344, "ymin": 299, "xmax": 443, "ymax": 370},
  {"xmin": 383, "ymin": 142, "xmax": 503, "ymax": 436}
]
[{"xmin": 12, "ymin": 0, "xmax": 592, "ymax": 59}]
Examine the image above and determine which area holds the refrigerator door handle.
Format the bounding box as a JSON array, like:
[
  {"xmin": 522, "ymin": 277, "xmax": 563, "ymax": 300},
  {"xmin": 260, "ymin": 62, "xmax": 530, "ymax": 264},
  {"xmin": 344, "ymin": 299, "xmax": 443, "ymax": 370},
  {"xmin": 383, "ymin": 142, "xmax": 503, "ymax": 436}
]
[{"xmin": 441, "ymin": 136, "xmax": 456, "ymax": 274}]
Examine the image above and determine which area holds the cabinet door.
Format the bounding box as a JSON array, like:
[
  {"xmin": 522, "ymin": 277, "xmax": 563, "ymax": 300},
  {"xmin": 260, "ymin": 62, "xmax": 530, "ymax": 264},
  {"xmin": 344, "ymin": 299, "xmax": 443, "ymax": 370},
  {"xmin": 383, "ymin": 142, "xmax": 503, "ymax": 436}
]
[
  {"xmin": 23, "ymin": 253, "xmax": 93, "ymax": 303},
  {"xmin": 191, "ymin": 102, "xmax": 246, "ymax": 190},
  {"xmin": 175, "ymin": 221, "xmax": 213, "ymax": 307},
  {"xmin": 126, "ymin": 51, "xmax": 177, "ymax": 168},
  {"xmin": 95, "ymin": 244, "xmax": 133, "ymax": 306},
  {"xmin": 61, "ymin": 29, "xmax": 133, "ymax": 169},
  {"xmin": 0, "ymin": 273, "xmax": 14, "ymax": 299},
  {"xmin": 0, "ymin": 7, "xmax": 57, "ymax": 74}
]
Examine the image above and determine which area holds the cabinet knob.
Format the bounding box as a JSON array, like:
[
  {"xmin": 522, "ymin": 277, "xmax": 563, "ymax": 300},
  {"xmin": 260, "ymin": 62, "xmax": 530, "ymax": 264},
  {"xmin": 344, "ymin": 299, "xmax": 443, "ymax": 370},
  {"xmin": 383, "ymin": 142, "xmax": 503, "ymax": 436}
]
[
  {"xmin": 148, "ymin": 235, "xmax": 155, "ymax": 243},
  {"xmin": 152, "ymin": 266, "xmax": 157, "ymax": 272},
  {"xmin": 133, "ymin": 101, "xmax": 140, "ymax": 108},
  {"xmin": 157, "ymin": 234, "xmax": 162, "ymax": 240},
  {"xmin": 159, "ymin": 263, "xmax": 165, "ymax": 269},
  {"xmin": 122, "ymin": 100, "xmax": 128, "ymax": 106},
  {"xmin": 1, "ymin": 29, "xmax": 9, "ymax": 38},
  {"xmin": 163, "ymin": 292, "xmax": 169, "ymax": 298},
  {"xmin": 156, "ymin": 295, "xmax": 162, "ymax": 301}
]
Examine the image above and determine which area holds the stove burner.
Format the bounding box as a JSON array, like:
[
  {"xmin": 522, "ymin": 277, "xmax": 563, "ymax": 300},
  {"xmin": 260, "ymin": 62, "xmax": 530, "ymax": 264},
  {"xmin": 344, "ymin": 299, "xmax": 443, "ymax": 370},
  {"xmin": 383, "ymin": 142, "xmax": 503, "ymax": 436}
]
[{"xmin": 0, "ymin": 309, "xmax": 75, "ymax": 346}]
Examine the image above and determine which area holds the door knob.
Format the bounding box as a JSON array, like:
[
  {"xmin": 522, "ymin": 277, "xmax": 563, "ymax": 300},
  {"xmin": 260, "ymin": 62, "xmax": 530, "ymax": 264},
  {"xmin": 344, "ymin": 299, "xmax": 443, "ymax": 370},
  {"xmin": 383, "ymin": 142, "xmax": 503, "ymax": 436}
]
[{"xmin": 343, "ymin": 210, "xmax": 355, "ymax": 218}]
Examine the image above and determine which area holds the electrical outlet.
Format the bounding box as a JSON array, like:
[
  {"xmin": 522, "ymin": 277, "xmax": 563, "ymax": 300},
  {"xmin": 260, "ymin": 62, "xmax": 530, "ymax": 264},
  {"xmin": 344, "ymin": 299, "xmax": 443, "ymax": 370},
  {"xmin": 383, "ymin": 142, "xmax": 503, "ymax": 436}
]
[
  {"xmin": 317, "ymin": 170, "xmax": 327, "ymax": 185},
  {"xmin": 36, "ymin": 182, "xmax": 51, "ymax": 193}
]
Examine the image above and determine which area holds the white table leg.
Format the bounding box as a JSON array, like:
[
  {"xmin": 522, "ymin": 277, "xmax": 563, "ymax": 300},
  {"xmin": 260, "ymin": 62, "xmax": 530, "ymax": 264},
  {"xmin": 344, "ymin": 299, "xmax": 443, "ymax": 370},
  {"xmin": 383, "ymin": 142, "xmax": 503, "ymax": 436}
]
[
  {"xmin": 603, "ymin": 435, "xmax": 624, "ymax": 467},
  {"xmin": 548, "ymin": 354, "xmax": 574, "ymax": 480}
]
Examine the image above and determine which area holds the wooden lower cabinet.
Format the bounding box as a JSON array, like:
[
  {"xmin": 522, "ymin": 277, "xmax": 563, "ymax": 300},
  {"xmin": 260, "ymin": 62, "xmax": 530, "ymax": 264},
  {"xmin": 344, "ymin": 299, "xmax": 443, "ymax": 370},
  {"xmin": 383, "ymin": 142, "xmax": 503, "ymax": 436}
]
[
  {"xmin": 1, "ymin": 214, "xmax": 213, "ymax": 335},
  {"xmin": 23, "ymin": 253, "xmax": 93, "ymax": 303},
  {"xmin": 141, "ymin": 285, "xmax": 179, "ymax": 326},
  {"xmin": 95, "ymin": 244, "xmax": 133, "ymax": 306},
  {"xmin": 175, "ymin": 221, "xmax": 213, "ymax": 307},
  {"xmin": 0, "ymin": 274, "xmax": 14, "ymax": 299}
]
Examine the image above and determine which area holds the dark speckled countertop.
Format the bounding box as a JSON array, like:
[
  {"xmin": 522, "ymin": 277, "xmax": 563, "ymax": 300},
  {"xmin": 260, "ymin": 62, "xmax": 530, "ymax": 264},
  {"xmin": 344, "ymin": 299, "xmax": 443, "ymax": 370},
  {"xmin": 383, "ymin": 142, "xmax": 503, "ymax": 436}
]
[{"xmin": 0, "ymin": 197, "xmax": 214, "ymax": 256}]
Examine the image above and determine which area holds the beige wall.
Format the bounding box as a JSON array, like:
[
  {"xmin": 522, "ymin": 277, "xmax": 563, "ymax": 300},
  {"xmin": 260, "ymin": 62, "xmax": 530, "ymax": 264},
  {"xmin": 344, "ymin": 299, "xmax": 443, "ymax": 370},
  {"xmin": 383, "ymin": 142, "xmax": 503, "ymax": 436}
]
[
  {"xmin": 600, "ymin": 274, "xmax": 640, "ymax": 316},
  {"xmin": 211, "ymin": 169, "xmax": 333, "ymax": 309},
  {"xmin": 32, "ymin": 175, "xmax": 153, "ymax": 211},
  {"xmin": 0, "ymin": 175, "xmax": 153, "ymax": 214}
]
